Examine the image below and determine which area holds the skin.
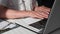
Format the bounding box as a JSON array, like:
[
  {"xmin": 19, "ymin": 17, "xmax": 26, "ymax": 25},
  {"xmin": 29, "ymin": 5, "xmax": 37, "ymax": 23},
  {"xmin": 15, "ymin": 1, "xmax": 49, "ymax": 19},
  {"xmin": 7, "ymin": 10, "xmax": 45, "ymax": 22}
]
[
  {"xmin": 0, "ymin": 5, "xmax": 50, "ymax": 19},
  {"xmin": 35, "ymin": 6, "xmax": 51, "ymax": 18}
]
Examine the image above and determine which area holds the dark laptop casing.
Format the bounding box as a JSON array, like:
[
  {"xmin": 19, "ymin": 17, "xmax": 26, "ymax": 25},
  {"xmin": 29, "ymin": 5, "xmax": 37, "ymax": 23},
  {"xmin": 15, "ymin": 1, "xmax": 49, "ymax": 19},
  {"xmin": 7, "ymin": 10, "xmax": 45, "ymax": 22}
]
[{"xmin": 43, "ymin": 0, "xmax": 60, "ymax": 34}]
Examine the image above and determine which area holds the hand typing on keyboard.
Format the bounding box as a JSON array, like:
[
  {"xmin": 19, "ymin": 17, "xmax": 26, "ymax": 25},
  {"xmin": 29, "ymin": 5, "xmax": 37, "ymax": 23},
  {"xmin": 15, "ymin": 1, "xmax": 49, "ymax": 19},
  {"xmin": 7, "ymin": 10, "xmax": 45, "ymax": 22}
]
[{"xmin": 34, "ymin": 6, "xmax": 51, "ymax": 19}]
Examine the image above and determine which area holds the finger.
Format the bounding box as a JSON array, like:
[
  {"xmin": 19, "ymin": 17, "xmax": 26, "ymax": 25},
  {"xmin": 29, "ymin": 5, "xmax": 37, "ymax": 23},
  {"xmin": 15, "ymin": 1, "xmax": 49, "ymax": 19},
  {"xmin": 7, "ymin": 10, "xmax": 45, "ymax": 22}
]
[
  {"xmin": 32, "ymin": 12, "xmax": 45, "ymax": 19},
  {"xmin": 34, "ymin": 12, "xmax": 47, "ymax": 19},
  {"xmin": 38, "ymin": 9, "xmax": 50, "ymax": 15},
  {"xmin": 42, "ymin": 11, "xmax": 49, "ymax": 14},
  {"xmin": 37, "ymin": 7, "xmax": 50, "ymax": 12},
  {"xmin": 40, "ymin": 8, "xmax": 50, "ymax": 12},
  {"xmin": 31, "ymin": 11, "xmax": 48, "ymax": 19},
  {"xmin": 43, "ymin": 8, "xmax": 51, "ymax": 12},
  {"xmin": 35, "ymin": 8, "xmax": 50, "ymax": 15},
  {"xmin": 33, "ymin": 16, "xmax": 44, "ymax": 19},
  {"xmin": 39, "ymin": 12, "xmax": 49, "ymax": 18},
  {"xmin": 40, "ymin": 6, "xmax": 51, "ymax": 12},
  {"xmin": 30, "ymin": 14, "xmax": 44, "ymax": 19}
]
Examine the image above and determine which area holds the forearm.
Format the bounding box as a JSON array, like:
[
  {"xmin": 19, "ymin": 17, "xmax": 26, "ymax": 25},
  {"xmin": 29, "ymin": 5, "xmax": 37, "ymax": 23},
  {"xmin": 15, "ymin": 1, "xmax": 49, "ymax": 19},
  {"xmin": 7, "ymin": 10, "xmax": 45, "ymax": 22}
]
[
  {"xmin": 0, "ymin": 5, "xmax": 29, "ymax": 19},
  {"xmin": 4, "ymin": 9, "xmax": 29, "ymax": 19}
]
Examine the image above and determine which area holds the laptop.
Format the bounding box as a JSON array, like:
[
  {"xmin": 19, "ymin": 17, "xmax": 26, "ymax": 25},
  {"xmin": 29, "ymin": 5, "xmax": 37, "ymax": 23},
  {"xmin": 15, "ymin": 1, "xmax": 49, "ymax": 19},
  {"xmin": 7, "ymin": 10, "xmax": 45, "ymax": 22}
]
[
  {"xmin": 43, "ymin": 0, "xmax": 60, "ymax": 34},
  {"xmin": 0, "ymin": 0, "xmax": 56, "ymax": 34}
]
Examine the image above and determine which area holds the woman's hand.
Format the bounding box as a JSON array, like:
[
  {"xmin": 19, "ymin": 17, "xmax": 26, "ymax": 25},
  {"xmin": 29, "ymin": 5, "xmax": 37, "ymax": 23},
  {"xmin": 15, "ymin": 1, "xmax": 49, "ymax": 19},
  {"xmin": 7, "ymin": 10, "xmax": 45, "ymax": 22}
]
[
  {"xmin": 28, "ymin": 11, "xmax": 47, "ymax": 19},
  {"xmin": 34, "ymin": 6, "xmax": 51, "ymax": 18}
]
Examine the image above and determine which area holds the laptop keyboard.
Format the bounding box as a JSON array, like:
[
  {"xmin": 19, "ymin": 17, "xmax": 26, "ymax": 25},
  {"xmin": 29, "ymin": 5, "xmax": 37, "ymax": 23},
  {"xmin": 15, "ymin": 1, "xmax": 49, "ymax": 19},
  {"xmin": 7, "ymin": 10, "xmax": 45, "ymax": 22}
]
[{"xmin": 0, "ymin": 18, "xmax": 47, "ymax": 34}]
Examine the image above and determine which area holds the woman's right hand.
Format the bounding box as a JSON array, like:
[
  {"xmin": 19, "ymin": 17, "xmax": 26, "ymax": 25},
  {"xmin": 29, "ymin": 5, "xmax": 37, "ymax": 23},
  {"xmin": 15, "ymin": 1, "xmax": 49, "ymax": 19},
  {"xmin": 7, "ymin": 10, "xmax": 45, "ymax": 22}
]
[{"xmin": 28, "ymin": 11, "xmax": 48, "ymax": 19}]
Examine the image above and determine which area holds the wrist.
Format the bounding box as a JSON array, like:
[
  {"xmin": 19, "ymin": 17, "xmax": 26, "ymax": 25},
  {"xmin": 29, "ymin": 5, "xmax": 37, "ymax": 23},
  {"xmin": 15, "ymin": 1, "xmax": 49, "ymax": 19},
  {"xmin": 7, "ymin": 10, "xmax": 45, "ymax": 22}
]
[
  {"xmin": 15, "ymin": 10, "xmax": 34, "ymax": 18},
  {"xmin": 25, "ymin": 11, "xmax": 33, "ymax": 17},
  {"xmin": 17, "ymin": 11, "xmax": 32, "ymax": 18},
  {"xmin": 27, "ymin": 11, "xmax": 34, "ymax": 17}
]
